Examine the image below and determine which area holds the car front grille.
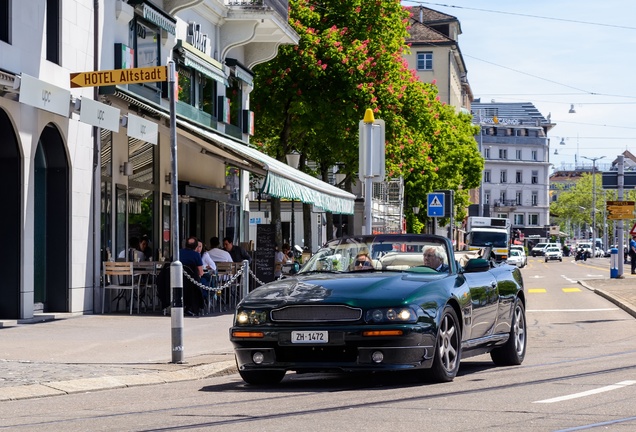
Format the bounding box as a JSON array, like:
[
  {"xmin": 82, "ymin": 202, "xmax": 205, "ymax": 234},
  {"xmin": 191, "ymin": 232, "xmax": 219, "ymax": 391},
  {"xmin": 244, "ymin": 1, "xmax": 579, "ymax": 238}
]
[{"xmin": 271, "ymin": 305, "xmax": 362, "ymax": 322}]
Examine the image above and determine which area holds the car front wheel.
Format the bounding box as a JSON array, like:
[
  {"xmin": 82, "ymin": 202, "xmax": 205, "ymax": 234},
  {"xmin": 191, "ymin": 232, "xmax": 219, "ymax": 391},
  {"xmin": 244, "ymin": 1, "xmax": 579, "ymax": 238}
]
[
  {"xmin": 491, "ymin": 298, "xmax": 526, "ymax": 366},
  {"xmin": 427, "ymin": 305, "xmax": 462, "ymax": 382}
]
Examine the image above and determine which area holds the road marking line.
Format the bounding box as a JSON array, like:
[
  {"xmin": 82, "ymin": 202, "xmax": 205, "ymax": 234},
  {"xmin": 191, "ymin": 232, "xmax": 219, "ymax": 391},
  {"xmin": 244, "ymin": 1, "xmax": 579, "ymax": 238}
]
[
  {"xmin": 561, "ymin": 275, "xmax": 577, "ymax": 283},
  {"xmin": 533, "ymin": 380, "xmax": 636, "ymax": 404},
  {"xmin": 527, "ymin": 308, "xmax": 618, "ymax": 312},
  {"xmin": 528, "ymin": 288, "xmax": 546, "ymax": 293},
  {"xmin": 562, "ymin": 287, "xmax": 581, "ymax": 292}
]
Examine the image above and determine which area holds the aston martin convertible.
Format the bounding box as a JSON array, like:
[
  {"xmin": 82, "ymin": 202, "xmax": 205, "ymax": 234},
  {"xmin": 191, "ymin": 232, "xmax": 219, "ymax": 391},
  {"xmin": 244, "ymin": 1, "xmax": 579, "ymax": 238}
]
[{"xmin": 230, "ymin": 234, "xmax": 526, "ymax": 385}]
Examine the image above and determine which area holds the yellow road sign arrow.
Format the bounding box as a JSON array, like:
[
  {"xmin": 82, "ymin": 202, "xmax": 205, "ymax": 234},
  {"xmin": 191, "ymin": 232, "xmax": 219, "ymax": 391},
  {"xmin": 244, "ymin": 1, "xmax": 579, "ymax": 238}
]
[{"xmin": 70, "ymin": 66, "xmax": 167, "ymax": 88}]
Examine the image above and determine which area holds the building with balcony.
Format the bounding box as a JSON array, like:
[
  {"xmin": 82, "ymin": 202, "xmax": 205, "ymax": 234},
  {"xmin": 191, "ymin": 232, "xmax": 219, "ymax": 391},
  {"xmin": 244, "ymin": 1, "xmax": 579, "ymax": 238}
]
[
  {"xmin": 471, "ymin": 101, "xmax": 555, "ymax": 240},
  {"xmin": 0, "ymin": 0, "xmax": 355, "ymax": 320}
]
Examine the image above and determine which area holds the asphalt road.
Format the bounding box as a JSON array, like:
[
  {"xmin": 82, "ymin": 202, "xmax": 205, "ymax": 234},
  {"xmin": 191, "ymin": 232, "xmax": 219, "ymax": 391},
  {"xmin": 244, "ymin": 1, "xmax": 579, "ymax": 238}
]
[{"xmin": 2, "ymin": 256, "xmax": 636, "ymax": 432}]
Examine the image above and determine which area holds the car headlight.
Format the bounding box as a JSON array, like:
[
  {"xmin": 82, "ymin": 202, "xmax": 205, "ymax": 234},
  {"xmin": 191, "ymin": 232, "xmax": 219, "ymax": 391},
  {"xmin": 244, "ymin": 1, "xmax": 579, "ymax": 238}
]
[
  {"xmin": 235, "ymin": 309, "xmax": 269, "ymax": 326},
  {"xmin": 365, "ymin": 307, "xmax": 418, "ymax": 324}
]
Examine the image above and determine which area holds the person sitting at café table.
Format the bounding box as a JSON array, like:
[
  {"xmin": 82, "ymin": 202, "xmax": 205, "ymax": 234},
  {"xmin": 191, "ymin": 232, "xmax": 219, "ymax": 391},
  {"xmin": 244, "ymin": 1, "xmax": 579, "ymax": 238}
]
[
  {"xmin": 422, "ymin": 246, "xmax": 449, "ymax": 272},
  {"xmin": 352, "ymin": 251, "xmax": 373, "ymax": 270},
  {"xmin": 138, "ymin": 235, "xmax": 152, "ymax": 261},
  {"xmin": 223, "ymin": 237, "xmax": 252, "ymax": 264},
  {"xmin": 179, "ymin": 236, "xmax": 205, "ymax": 315},
  {"xmin": 206, "ymin": 237, "xmax": 233, "ymax": 263},
  {"xmin": 118, "ymin": 236, "xmax": 145, "ymax": 262}
]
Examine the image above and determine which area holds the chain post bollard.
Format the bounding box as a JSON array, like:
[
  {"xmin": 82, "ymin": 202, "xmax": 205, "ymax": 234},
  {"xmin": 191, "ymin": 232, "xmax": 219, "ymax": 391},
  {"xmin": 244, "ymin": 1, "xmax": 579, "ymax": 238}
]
[
  {"xmin": 242, "ymin": 260, "xmax": 249, "ymax": 299},
  {"xmin": 170, "ymin": 260, "xmax": 184, "ymax": 363}
]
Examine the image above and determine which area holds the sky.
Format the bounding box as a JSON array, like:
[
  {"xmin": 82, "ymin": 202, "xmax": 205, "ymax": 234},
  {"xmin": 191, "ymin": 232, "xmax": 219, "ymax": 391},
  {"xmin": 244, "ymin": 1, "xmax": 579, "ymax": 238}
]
[{"xmin": 401, "ymin": 0, "xmax": 636, "ymax": 172}]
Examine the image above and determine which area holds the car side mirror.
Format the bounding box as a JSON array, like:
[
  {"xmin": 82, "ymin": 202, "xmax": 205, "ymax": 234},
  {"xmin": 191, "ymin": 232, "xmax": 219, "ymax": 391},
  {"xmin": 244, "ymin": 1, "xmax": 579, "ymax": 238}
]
[{"xmin": 464, "ymin": 258, "xmax": 490, "ymax": 273}]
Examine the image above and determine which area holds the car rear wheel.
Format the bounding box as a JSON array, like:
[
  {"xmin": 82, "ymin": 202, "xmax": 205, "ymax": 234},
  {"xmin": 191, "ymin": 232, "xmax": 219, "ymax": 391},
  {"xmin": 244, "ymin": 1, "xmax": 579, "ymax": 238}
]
[
  {"xmin": 491, "ymin": 298, "xmax": 526, "ymax": 366},
  {"xmin": 427, "ymin": 305, "xmax": 461, "ymax": 382},
  {"xmin": 238, "ymin": 367, "xmax": 286, "ymax": 385}
]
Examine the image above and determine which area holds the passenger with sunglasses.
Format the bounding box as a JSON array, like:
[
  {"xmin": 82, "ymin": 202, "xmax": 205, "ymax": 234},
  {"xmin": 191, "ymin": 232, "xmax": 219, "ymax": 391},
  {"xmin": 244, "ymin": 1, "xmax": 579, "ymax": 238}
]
[{"xmin": 352, "ymin": 251, "xmax": 373, "ymax": 270}]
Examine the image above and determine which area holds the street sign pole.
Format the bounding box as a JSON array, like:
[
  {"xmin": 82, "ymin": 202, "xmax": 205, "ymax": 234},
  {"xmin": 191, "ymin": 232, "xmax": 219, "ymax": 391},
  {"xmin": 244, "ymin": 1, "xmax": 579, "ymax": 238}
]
[
  {"xmin": 363, "ymin": 111, "xmax": 373, "ymax": 235},
  {"xmin": 618, "ymin": 155, "xmax": 624, "ymax": 277},
  {"xmin": 167, "ymin": 60, "xmax": 184, "ymax": 363}
]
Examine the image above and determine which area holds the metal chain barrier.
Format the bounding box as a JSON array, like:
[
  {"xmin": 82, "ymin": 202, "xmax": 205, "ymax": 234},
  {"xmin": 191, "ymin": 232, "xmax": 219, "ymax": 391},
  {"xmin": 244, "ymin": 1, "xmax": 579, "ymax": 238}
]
[
  {"xmin": 247, "ymin": 267, "xmax": 268, "ymax": 287},
  {"xmin": 182, "ymin": 267, "xmax": 244, "ymax": 293}
]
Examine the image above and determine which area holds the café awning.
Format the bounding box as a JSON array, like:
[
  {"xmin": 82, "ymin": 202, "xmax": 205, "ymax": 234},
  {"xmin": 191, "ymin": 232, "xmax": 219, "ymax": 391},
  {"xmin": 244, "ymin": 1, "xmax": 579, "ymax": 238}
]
[
  {"xmin": 181, "ymin": 121, "xmax": 356, "ymax": 215},
  {"xmin": 113, "ymin": 88, "xmax": 356, "ymax": 214}
]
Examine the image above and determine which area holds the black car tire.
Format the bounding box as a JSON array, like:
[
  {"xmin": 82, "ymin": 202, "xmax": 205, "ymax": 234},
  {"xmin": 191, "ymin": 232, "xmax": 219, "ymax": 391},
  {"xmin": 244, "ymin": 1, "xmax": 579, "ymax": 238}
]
[
  {"xmin": 427, "ymin": 305, "xmax": 462, "ymax": 383},
  {"xmin": 238, "ymin": 368, "xmax": 286, "ymax": 385},
  {"xmin": 490, "ymin": 298, "xmax": 526, "ymax": 366}
]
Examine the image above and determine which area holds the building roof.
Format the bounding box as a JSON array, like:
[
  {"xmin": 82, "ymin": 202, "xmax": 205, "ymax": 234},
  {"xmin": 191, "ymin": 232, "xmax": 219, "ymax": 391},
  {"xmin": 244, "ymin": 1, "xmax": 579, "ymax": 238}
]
[
  {"xmin": 405, "ymin": 6, "xmax": 459, "ymax": 25},
  {"xmin": 471, "ymin": 101, "xmax": 554, "ymax": 129},
  {"xmin": 406, "ymin": 21, "xmax": 453, "ymax": 45},
  {"xmin": 610, "ymin": 150, "xmax": 636, "ymax": 170}
]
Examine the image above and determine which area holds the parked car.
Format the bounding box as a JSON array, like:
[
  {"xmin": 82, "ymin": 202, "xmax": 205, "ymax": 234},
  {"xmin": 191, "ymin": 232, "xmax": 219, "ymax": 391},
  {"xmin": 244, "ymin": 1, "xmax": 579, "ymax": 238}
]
[
  {"xmin": 230, "ymin": 234, "xmax": 527, "ymax": 385},
  {"xmin": 544, "ymin": 247, "xmax": 563, "ymax": 262},
  {"xmin": 507, "ymin": 249, "xmax": 525, "ymax": 268},
  {"xmin": 531, "ymin": 243, "xmax": 548, "ymax": 257},
  {"xmin": 509, "ymin": 245, "xmax": 528, "ymax": 267}
]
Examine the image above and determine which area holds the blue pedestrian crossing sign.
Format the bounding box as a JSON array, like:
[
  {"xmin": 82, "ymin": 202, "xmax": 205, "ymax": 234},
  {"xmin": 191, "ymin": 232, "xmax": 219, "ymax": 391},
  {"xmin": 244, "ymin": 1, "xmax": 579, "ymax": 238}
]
[{"xmin": 427, "ymin": 193, "xmax": 445, "ymax": 217}]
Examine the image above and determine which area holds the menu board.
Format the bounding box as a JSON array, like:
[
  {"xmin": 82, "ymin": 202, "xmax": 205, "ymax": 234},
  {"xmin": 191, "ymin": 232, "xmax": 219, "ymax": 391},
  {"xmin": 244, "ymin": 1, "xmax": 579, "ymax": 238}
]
[{"xmin": 254, "ymin": 224, "xmax": 276, "ymax": 284}]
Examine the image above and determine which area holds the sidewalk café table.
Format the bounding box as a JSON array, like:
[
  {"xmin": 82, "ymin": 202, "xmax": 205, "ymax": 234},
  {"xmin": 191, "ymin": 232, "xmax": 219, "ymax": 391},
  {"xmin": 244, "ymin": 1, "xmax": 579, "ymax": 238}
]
[{"xmin": 133, "ymin": 261, "xmax": 163, "ymax": 312}]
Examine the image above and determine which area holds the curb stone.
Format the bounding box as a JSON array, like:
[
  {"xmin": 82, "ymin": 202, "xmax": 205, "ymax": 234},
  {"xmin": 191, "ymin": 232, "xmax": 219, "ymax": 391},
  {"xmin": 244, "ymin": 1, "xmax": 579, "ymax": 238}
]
[{"xmin": 0, "ymin": 360, "xmax": 237, "ymax": 402}]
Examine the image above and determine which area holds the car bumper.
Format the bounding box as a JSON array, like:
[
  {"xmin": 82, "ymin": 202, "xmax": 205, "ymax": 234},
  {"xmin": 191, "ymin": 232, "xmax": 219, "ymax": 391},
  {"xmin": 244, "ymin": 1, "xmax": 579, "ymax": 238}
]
[
  {"xmin": 545, "ymin": 255, "xmax": 561, "ymax": 260},
  {"xmin": 231, "ymin": 325, "xmax": 436, "ymax": 372}
]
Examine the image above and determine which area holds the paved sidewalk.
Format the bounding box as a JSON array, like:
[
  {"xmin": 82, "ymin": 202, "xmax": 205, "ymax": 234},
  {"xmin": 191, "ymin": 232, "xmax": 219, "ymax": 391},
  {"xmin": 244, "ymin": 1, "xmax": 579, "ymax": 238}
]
[
  {"xmin": 1, "ymin": 275, "xmax": 634, "ymax": 402},
  {"xmin": 578, "ymin": 274, "xmax": 636, "ymax": 319},
  {"xmin": 0, "ymin": 312, "xmax": 237, "ymax": 401}
]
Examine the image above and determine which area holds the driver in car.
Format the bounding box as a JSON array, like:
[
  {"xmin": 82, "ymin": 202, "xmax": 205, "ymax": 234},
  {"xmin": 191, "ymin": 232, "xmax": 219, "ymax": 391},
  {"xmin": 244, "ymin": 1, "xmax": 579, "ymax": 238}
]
[{"xmin": 423, "ymin": 246, "xmax": 450, "ymax": 272}]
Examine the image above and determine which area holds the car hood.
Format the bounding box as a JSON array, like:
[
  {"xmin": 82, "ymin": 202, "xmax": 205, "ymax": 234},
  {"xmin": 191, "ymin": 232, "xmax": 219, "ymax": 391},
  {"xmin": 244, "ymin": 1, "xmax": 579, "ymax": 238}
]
[{"xmin": 240, "ymin": 272, "xmax": 449, "ymax": 308}]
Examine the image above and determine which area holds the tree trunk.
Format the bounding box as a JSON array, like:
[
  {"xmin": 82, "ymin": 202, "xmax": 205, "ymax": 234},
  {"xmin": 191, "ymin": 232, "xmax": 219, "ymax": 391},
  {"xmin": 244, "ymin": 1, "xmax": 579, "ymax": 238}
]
[
  {"xmin": 271, "ymin": 197, "xmax": 282, "ymax": 249},
  {"xmin": 303, "ymin": 202, "xmax": 312, "ymax": 251}
]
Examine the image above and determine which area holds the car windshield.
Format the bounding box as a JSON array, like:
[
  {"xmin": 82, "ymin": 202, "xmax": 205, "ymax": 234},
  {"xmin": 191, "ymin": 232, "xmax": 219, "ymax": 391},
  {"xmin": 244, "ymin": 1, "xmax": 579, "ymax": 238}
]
[
  {"xmin": 533, "ymin": 243, "xmax": 547, "ymax": 250},
  {"xmin": 546, "ymin": 248, "xmax": 559, "ymax": 252},
  {"xmin": 468, "ymin": 231, "xmax": 508, "ymax": 247},
  {"xmin": 510, "ymin": 250, "xmax": 520, "ymax": 256},
  {"xmin": 299, "ymin": 234, "xmax": 452, "ymax": 274}
]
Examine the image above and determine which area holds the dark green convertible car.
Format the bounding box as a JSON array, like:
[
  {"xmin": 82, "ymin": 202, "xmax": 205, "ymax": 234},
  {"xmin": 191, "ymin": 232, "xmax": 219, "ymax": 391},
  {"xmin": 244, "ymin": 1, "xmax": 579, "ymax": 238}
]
[{"xmin": 230, "ymin": 234, "xmax": 526, "ymax": 385}]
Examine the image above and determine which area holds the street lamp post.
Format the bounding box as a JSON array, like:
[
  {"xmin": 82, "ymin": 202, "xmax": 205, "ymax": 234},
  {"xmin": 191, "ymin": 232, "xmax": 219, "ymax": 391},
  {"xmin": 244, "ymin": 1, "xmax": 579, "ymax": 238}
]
[{"xmin": 582, "ymin": 156, "xmax": 605, "ymax": 245}]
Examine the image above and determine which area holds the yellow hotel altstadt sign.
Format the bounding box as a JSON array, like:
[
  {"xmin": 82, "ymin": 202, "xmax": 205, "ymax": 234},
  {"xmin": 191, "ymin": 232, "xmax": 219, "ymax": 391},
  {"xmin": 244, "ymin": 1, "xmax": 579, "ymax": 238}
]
[
  {"xmin": 606, "ymin": 200, "xmax": 635, "ymax": 220},
  {"xmin": 70, "ymin": 66, "xmax": 168, "ymax": 88}
]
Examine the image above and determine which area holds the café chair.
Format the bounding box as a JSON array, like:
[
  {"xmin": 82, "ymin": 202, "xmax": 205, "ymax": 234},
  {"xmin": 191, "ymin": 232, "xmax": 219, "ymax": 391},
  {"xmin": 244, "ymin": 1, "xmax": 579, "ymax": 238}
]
[{"xmin": 102, "ymin": 261, "xmax": 142, "ymax": 314}]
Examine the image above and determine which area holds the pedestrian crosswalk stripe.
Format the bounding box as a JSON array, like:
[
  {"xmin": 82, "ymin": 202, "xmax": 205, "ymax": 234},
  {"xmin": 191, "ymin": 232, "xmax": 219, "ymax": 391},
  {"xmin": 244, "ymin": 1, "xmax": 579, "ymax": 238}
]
[
  {"xmin": 528, "ymin": 289, "xmax": 546, "ymax": 293},
  {"xmin": 562, "ymin": 288, "xmax": 581, "ymax": 292}
]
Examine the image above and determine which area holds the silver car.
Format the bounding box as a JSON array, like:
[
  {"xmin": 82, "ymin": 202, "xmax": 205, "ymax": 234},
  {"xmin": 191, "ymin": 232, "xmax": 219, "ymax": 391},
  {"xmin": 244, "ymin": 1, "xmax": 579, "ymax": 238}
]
[
  {"xmin": 544, "ymin": 247, "xmax": 563, "ymax": 262},
  {"xmin": 507, "ymin": 249, "xmax": 525, "ymax": 268}
]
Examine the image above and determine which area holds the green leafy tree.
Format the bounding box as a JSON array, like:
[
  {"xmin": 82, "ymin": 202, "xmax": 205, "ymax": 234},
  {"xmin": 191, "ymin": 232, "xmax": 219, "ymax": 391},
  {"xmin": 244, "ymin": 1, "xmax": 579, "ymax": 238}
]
[
  {"xmin": 551, "ymin": 173, "xmax": 636, "ymax": 241},
  {"xmin": 251, "ymin": 0, "xmax": 482, "ymax": 242}
]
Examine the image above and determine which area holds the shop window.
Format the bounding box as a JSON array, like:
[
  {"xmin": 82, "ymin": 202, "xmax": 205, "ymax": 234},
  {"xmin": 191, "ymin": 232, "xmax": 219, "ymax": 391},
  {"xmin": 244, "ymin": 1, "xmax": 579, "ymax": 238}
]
[
  {"xmin": 128, "ymin": 17, "xmax": 162, "ymax": 90},
  {"xmin": 226, "ymin": 78, "xmax": 242, "ymax": 126},
  {"xmin": 46, "ymin": 0, "xmax": 59, "ymax": 63},
  {"xmin": 0, "ymin": 0, "xmax": 10, "ymax": 43}
]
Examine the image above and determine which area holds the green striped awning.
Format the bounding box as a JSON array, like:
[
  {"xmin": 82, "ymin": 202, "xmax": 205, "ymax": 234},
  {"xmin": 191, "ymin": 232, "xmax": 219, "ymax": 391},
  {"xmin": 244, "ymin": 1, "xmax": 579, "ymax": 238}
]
[{"xmin": 182, "ymin": 121, "xmax": 355, "ymax": 214}]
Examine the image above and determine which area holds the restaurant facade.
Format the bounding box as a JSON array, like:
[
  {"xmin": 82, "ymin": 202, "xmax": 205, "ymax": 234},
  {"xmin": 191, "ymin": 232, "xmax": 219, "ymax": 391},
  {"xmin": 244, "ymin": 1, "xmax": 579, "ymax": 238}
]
[{"xmin": 0, "ymin": 0, "xmax": 355, "ymax": 320}]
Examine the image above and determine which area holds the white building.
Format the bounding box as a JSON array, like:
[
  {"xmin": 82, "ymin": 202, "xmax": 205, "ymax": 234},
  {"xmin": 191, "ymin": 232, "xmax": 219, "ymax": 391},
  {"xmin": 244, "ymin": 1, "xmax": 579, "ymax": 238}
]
[
  {"xmin": 471, "ymin": 101, "xmax": 555, "ymax": 242},
  {"xmin": 0, "ymin": 0, "xmax": 354, "ymax": 320}
]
